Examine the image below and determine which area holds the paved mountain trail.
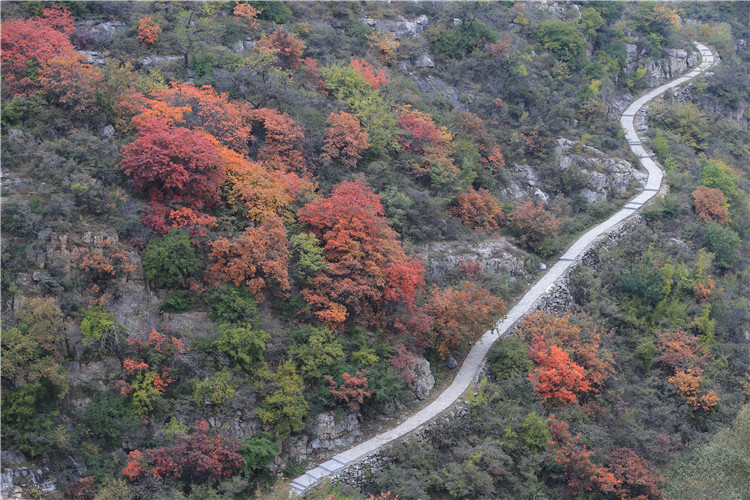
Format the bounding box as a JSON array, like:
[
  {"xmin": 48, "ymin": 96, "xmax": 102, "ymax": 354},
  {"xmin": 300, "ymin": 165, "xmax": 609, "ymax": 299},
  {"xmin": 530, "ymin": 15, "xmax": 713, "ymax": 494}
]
[{"xmin": 290, "ymin": 41, "xmax": 716, "ymax": 496}]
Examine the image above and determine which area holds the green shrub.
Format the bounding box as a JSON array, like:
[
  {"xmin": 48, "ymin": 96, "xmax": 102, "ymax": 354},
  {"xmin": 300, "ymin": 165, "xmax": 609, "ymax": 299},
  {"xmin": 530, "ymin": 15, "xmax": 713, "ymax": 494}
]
[
  {"xmin": 345, "ymin": 20, "xmax": 374, "ymax": 40},
  {"xmin": 210, "ymin": 285, "xmax": 258, "ymax": 324},
  {"xmin": 193, "ymin": 369, "xmax": 237, "ymax": 407},
  {"xmin": 239, "ymin": 433, "xmax": 279, "ymax": 478},
  {"xmin": 704, "ymin": 222, "xmax": 741, "ymax": 269},
  {"xmin": 533, "ymin": 21, "xmax": 587, "ymax": 69},
  {"xmin": 520, "ymin": 412, "xmax": 550, "ymax": 452},
  {"xmin": 251, "ymin": 1, "xmax": 292, "ymax": 24},
  {"xmin": 158, "ymin": 290, "xmax": 194, "ymax": 313},
  {"xmin": 431, "ymin": 21, "xmax": 498, "ymax": 59},
  {"xmin": 141, "ymin": 229, "xmax": 200, "ymax": 288},
  {"xmin": 699, "ymin": 157, "xmax": 740, "ymax": 200},
  {"xmin": 257, "ymin": 361, "xmax": 309, "ymax": 437},
  {"xmin": 289, "ymin": 232, "xmax": 328, "ymax": 285},
  {"xmin": 214, "ymin": 323, "xmax": 269, "ymax": 372},
  {"xmin": 80, "ymin": 308, "xmax": 126, "ymax": 356},
  {"xmin": 290, "ymin": 326, "xmax": 344, "ymax": 382},
  {"xmin": 1, "ymin": 382, "xmax": 61, "ymax": 457},
  {"xmin": 84, "ymin": 393, "xmax": 138, "ymax": 449},
  {"xmin": 488, "ymin": 337, "xmax": 533, "ymax": 380},
  {"xmin": 619, "ymin": 258, "xmax": 665, "ymax": 305}
]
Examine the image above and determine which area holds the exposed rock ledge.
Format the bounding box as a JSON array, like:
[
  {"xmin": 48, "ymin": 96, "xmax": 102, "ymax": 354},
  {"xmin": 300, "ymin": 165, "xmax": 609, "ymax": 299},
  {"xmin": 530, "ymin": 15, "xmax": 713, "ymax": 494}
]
[{"xmin": 415, "ymin": 238, "xmax": 536, "ymax": 280}]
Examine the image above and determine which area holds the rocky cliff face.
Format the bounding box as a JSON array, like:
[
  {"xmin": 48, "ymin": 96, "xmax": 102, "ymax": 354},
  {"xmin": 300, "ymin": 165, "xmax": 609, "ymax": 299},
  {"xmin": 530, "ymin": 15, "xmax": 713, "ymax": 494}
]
[
  {"xmin": 626, "ymin": 44, "xmax": 699, "ymax": 87},
  {"xmin": 499, "ymin": 138, "xmax": 646, "ymax": 206},
  {"xmin": 555, "ymin": 138, "xmax": 647, "ymax": 203},
  {"xmin": 415, "ymin": 238, "xmax": 536, "ymax": 281}
]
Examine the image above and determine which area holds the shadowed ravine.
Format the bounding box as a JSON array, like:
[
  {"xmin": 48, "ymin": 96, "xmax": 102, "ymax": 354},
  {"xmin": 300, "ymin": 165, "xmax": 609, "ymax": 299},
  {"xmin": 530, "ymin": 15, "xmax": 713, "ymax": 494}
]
[{"xmin": 290, "ymin": 41, "xmax": 717, "ymax": 496}]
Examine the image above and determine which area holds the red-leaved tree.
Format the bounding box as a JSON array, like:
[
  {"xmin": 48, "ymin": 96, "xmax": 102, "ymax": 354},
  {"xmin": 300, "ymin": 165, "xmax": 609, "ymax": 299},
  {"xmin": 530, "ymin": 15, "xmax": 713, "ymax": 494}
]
[
  {"xmin": 1, "ymin": 6, "xmax": 76, "ymax": 96},
  {"xmin": 298, "ymin": 180, "xmax": 424, "ymax": 330},
  {"xmin": 609, "ymin": 447, "xmax": 664, "ymax": 500},
  {"xmin": 123, "ymin": 421, "xmax": 243, "ymax": 483},
  {"xmin": 547, "ymin": 417, "xmax": 620, "ymax": 495},
  {"xmin": 396, "ymin": 104, "xmax": 457, "ymax": 180},
  {"xmin": 322, "ymin": 111, "xmax": 370, "ymax": 168},
  {"xmin": 254, "ymin": 28, "xmax": 305, "ymax": 70},
  {"xmin": 508, "ymin": 200, "xmax": 560, "ymax": 247},
  {"xmin": 119, "ymin": 120, "xmax": 224, "ymax": 211},
  {"xmin": 323, "ymin": 370, "xmax": 372, "ymax": 411}
]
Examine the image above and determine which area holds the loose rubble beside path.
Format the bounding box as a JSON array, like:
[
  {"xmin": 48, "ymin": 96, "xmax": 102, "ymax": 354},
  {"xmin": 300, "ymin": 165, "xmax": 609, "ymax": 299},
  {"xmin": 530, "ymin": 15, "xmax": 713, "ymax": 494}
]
[{"xmin": 290, "ymin": 42, "xmax": 716, "ymax": 496}]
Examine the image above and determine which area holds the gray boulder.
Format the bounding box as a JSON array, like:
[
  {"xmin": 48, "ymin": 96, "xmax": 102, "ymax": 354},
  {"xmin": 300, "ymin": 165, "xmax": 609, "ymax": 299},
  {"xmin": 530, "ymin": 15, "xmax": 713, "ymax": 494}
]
[
  {"xmin": 77, "ymin": 50, "xmax": 106, "ymax": 65},
  {"xmin": 408, "ymin": 356, "xmax": 435, "ymax": 400},
  {"xmin": 414, "ymin": 54, "xmax": 434, "ymax": 68},
  {"xmin": 1, "ymin": 451, "xmax": 26, "ymax": 466}
]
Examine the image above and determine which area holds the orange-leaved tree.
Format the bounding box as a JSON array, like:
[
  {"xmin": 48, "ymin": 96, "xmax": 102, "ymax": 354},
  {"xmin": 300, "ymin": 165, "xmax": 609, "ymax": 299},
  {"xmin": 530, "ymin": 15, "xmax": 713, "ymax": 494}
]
[
  {"xmin": 254, "ymin": 28, "xmax": 305, "ymax": 70},
  {"xmin": 367, "ymin": 29, "xmax": 399, "ymax": 64},
  {"xmin": 451, "ymin": 187, "xmax": 504, "ymax": 231},
  {"xmin": 248, "ymin": 107, "xmax": 307, "ymax": 175},
  {"xmin": 233, "ymin": 1, "xmax": 262, "ymax": 30},
  {"xmin": 423, "ymin": 282, "xmax": 507, "ymax": 358},
  {"xmin": 298, "ymin": 180, "xmax": 424, "ymax": 330},
  {"xmin": 692, "ymin": 185, "xmax": 729, "ymax": 225},
  {"xmin": 522, "ymin": 311, "xmax": 614, "ymax": 405},
  {"xmin": 137, "ymin": 16, "xmax": 161, "ymax": 46},
  {"xmin": 656, "ymin": 330, "xmax": 718, "ymax": 412},
  {"xmin": 321, "ymin": 111, "xmax": 369, "ymax": 168},
  {"xmin": 350, "ymin": 58, "xmax": 389, "ymax": 89},
  {"xmin": 1, "ymin": 6, "xmax": 76, "ymax": 96},
  {"xmin": 207, "ymin": 216, "xmax": 290, "ymax": 301},
  {"xmin": 132, "ymin": 82, "xmax": 250, "ymax": 154},
  {"xmin": 39, "ymin": 52, "xmax": 103, "ymax": 116},
  {"xmin": 220, "ymin": 146, "xmax": 292, "ymax": 223}
]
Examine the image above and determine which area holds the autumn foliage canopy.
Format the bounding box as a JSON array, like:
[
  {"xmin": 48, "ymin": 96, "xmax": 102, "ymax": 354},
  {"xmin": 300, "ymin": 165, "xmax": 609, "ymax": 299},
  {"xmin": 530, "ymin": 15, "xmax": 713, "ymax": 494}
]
[
  {"xmin": 423, "ymin": 282, "xmax": 507, "ymax": 357},
  {"xmin": 692, "ymin": 185, "xmax": 729, "ymax": 225},
  {"xmin": 522, "ymin": 311, "xmax": 614, "ymax": 405},
  {"xmin": 322, "ymin": 111, "xmax": 370, "ymax": 168},
  {"xmin": 298, "ymin": 180, "xmax": 425, "ymax": 329},
  {"xmin": 1, "ymin": 7, "xmax": 76, "ymax": 96},
  {"xmin": 451, "ymin": 187, "xmax": 504, "ymax": 231}
]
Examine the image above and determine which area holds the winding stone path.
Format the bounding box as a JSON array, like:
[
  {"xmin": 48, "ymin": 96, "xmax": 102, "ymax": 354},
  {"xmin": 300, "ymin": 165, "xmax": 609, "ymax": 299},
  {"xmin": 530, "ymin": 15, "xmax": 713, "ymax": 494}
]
[{"xmin": 290, "ymin": 42, "xmax": 716, "ymax": 496}]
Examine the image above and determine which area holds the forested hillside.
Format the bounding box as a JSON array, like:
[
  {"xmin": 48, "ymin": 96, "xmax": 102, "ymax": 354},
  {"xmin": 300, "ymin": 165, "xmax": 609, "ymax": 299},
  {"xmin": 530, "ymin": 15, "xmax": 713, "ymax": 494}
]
[{"xmin": 1, "ymin": 2, "xmax": 748, "ymax": 499}]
